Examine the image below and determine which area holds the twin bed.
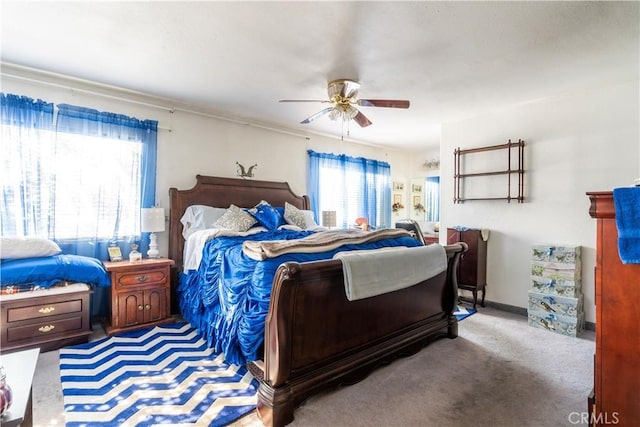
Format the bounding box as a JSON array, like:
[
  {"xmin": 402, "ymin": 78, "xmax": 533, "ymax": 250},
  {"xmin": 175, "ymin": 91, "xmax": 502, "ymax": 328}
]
[
  {"xmin": 0, "ymin": 245, "xmax": 111, "ymax": 352},
  {"xmin": 169, "ymin": 175, "xmax": 466, "ymax": 426}
]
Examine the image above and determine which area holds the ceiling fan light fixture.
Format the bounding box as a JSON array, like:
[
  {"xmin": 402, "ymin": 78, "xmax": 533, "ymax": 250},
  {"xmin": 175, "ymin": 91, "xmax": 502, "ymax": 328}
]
[
  {"xmin": 344, "ymin": 105, "xmax": 358, "ymax": 120},
  {"xmin": 328, "ymin": 107, "xmax": 342, "ymax": 121}
]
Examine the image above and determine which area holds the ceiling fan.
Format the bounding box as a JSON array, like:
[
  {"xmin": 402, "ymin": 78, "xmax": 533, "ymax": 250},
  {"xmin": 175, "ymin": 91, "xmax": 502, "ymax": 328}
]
[{"xmin": 279, "ymin": 79, "xmax": 410, "ymax": 128}]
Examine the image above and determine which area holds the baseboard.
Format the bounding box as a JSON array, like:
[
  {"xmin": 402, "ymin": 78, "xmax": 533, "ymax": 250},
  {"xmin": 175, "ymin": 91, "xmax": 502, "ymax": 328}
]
[{"xmin": 459, "ymin": 296, "xmax": 595, "ymax": 331}]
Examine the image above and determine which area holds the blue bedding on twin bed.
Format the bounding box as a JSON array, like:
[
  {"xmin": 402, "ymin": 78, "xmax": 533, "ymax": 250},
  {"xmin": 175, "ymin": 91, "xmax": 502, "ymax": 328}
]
[
  {"xmin": 178, "ymin": 229, "xmax": 422, "ymax": 365},
  {"xmin": 0, "ymin": 254, "xmax": 111, "ymax": 288}
]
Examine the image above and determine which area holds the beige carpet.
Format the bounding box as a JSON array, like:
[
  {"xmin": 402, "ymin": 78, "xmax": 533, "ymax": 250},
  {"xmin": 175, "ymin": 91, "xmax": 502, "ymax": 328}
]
[{"xmin": 32, "ymin": 306, "xmax": 594, "ymax": 427}]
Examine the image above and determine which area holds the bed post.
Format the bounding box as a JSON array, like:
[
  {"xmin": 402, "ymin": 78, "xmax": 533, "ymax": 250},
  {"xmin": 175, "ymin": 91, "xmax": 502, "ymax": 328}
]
[{"xmin": 256, "ymin": 383, "xmax": 294, "ymax": 427}]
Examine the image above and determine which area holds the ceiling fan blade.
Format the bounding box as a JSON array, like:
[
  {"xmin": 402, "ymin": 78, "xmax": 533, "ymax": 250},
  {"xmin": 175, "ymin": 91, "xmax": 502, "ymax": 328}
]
[
  {"xmin": 279, "ymin": 99, "xmax": 331, "ymax": 103},
  {"xmin": 357, "ymin": 99, "xmax": 410, "ymax": 109},
  {"xmin": 353, "ymin": 110, "xmax": 372, "ymax": 127},
  {"xmin": 300, "ymin": 107, "xmax": 334, "ymax": 124}
]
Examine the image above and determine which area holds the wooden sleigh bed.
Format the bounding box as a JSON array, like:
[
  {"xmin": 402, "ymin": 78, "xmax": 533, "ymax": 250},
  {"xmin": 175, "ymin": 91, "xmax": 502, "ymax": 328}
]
[{"xmin": 168, "ymin": 175, "xmax": 466, "ymax": 427}]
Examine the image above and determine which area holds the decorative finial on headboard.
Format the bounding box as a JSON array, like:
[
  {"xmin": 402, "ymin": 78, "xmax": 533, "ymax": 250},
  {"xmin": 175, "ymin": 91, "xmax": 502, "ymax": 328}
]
[{"xmin": 236, "ymin": 162, "xmax": 257, "ymax": 179}]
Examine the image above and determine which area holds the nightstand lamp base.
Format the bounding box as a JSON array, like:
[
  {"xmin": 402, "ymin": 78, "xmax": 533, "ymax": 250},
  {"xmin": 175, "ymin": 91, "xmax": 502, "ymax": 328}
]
[
  {"xmin": 147, "ymin": 232, "xmax": 160, "ymax": 259},
  {"xmin": 141, "ymin": 207, "xmax": 165, "ymax": 259}
]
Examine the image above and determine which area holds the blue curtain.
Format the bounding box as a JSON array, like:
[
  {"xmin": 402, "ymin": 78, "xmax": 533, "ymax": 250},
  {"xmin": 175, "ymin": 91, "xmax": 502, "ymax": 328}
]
[
  {"xmin": 1, "ymin": 94, "xmax": 158, "ymax": 260},
  {"xmin": 54, "ymin": 104, "xmax": 158, "ymax": 258},
  {"xmin": 425, "ymin": 176, "xmax": 440, "ymax": 221},
  {"xmin": 1, "ymin": 94, "xmax": 55, "ymax": 237},
  {"xmin": 307, "ymin": 150, "xmax": 391, "ymax": 228}
]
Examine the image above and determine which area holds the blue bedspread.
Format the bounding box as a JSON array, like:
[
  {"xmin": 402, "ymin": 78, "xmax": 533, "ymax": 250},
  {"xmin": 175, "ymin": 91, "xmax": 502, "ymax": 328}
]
[
  {"xmin": 1, "ymin": 254, "xmax": 111, "ymax": 288},
  {"xmin": 178, "ymin": 229, "xmax": 422, "ymax": 365}
]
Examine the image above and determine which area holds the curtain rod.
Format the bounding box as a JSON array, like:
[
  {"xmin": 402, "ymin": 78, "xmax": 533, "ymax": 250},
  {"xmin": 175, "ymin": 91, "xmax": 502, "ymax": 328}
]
[
  {"xmin": 2, "ymin": 71, "xmax": 174, "ymax": 132},
  {"xmin": 1, "ymin": 69, "xmax": 314, "ymax": 140}
]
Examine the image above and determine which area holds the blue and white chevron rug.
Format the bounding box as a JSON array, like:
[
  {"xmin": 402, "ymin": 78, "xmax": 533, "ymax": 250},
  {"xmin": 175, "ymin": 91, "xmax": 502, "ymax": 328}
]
[
  {"xmin": 454, "ymin": 306, "xmax": 477, "ymax": 321},
  {"xmin": 59, "ymin": 322, "xmax": 259, "ymax": 427}
]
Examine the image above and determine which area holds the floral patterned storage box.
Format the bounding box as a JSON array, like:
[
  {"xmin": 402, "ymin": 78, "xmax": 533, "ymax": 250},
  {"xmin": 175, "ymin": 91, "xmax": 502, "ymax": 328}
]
[
  {"xmin": 531, "ymin": 260, "xmax": 581, "ymax": 282},
  {"xmin": 531, "ymin": 245, "xmax": 581, "ymax": 265},
  {"xmin": 528, "ymin": 309, "xmax": 584, "ymax": 337},
  {"xmin": 531, "ymin": 276, "xmax": 580, "ymax": 296},
  {"xmin": 528, "ymin": 290, "xmax": 583, "ymax": 316}
]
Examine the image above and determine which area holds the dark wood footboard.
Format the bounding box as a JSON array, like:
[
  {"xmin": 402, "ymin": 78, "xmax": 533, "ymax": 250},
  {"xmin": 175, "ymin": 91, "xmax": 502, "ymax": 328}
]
[{"xmin": 249, "ymin": 242, "xmax": 467, "ymax": 427}]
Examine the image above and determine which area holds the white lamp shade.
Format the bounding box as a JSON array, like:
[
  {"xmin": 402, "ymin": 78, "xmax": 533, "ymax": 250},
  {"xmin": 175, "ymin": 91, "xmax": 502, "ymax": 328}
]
[
  {"xmin": 141, "ymin": 208, "xmax": 165, "ymax": 233},
  {"xmin": 322, "ymin": 210, "xmax": 337, "ymax": 228}
]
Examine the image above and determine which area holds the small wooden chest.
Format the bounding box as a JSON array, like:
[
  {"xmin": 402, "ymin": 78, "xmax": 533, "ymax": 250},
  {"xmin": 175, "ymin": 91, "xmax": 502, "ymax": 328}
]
[{"xmin": 0, "ymin": 284, "xmax": 93, "ymax": 353}]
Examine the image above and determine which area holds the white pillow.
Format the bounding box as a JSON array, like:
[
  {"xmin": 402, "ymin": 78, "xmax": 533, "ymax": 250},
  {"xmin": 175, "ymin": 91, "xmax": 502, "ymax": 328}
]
[
  {"xmin": 302, "ymin": 210, "xmax": 318, "ymax": 228},
  {"xmin": 213, "ymin": 204, "xmax": 257, "ymax": 232},
  {"xmin": 0, "ymin": 237, "xmax": 62, "ymax": 259},
  {"xmin": 180, "ymin": 205, "xmax": 228, "ymax": 239}
]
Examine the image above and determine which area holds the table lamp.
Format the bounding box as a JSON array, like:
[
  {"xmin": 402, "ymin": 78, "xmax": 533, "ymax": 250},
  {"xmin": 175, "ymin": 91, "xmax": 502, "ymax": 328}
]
[{"xmin": 141, "ymin": 207, "xmax": 165, "ymax": 258}]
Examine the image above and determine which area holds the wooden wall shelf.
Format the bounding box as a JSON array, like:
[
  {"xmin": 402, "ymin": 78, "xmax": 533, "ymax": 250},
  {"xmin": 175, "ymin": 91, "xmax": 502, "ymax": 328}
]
[{"xmin": 454, "ymin": 139, "xmax": 525, "ymax": 203}]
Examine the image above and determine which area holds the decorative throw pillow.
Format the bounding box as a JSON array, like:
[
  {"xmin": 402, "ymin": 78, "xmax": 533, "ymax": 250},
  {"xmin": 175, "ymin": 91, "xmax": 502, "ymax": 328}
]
[
  {"xmin": 0, "ymin": 237, "xmax": 62, "ymax": 260},
  {"xmin": 284, "ymin": 202, "xmax": 307, "ymax": 229},
  {"xmin": 249, "ymin": 200, "xmax": 284, "ymax": 231},
  {"xmin": 213, "ymin": 204, "xmax": 257, "ymax": 232}
]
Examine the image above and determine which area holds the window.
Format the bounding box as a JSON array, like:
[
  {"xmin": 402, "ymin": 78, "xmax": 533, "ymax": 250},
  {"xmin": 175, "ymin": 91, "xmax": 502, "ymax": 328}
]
[
  {"xmin": 425, "ymin": 176, "xmax": 440, "ymax": 222},
  {"xmin": 307, "ymin": 150, "xmax": 391, "ymax": 228},
  {"xmin": 1, "ymin": 94, "xmax": 157, "ymax": 258}
]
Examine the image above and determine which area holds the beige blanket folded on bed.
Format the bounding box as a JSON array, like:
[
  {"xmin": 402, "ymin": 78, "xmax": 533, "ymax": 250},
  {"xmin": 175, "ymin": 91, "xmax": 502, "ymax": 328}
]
[
  {"xmin": 242, "ymin": 228, "xmax": 412, "ymax": 261},
  {"xmin": 334, "ymin": 244, "xmax": 447, "ymax": 301}
]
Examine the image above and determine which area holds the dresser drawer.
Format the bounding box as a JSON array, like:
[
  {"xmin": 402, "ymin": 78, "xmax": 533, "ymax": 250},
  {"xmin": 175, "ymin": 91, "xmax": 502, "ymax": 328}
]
[
  {"xmin": 6, "ymin": 316, "xmax": 84, "ymax": 343},
  {"xmin": 6, "ymin": 298, "xmax": 83, "ymax": 323},
  {"xmin": 115, "ymin": 269, "xmax": 167, "ymax": 288},
  {"xmin": 1, "ymin": 286, "xmax": 92, "ymax": 353}
]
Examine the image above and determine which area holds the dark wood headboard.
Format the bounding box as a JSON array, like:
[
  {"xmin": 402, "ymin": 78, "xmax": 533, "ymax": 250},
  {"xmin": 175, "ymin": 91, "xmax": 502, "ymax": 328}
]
[{"xmin": 168, "ymin": 175, "xmax": 310, "ymax": 273}]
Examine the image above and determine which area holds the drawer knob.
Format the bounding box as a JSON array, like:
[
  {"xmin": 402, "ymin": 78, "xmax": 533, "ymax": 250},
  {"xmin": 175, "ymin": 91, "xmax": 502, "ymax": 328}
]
[
  {"xmin": 39, "ymin": 325, "xmax": 55, "ymax": 333},
  {"xmin": 145, "ymin": 304, "xmax": 151, "ymax": 310},
  {"xmin": 38, "ymin": 306, "xmax": 55, "ymax": 314},
  {"xmin": 137, "ymin": 305, "xmax": 144, "ymax": 311},
  {"xmin": 137, "ymin": 275, "xmax": 148, "ymax": 283}
]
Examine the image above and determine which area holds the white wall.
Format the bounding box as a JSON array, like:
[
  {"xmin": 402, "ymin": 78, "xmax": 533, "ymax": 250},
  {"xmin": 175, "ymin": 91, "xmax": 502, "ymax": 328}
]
[
  {"xmin": 440, "ymin": 80, "xmax": 640, "ymax": 323},
  {"xmin": 2, "ymin": 70, "xmax": 412, "ymax": 256},
  {"xmin": 6, "ymin": 70, "xmax": 638, "ymax": 324}
]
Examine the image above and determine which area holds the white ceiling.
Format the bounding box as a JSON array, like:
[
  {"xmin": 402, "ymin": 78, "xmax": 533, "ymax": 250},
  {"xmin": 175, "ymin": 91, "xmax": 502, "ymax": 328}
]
[{"xmin": 1, "ymin": 1, "xmax": 638, "ymax": 150}]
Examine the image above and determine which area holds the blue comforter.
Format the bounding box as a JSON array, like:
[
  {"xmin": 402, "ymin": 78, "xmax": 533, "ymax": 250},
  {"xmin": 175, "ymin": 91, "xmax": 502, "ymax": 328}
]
[
  {"xmin": 1, "ymin": 254, "xmax": 111, "ymax": 288},
  {"xmin": 178, "ymin": 229, "xmax": 422, "ymax": 365}
]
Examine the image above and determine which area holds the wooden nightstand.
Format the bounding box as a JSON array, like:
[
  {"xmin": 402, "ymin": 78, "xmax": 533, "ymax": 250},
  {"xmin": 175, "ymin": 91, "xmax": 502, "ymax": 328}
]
[{"xmin": 103, "ymin": 258, "xmax": 175, "ymax": 335}]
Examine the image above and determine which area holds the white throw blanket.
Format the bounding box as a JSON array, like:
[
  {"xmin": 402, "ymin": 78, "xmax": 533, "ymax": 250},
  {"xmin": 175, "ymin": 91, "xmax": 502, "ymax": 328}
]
[
  {"xmin": 242, "ymin": 228, "xmax": 411, "ymax": 261},
  {"xmin": 334, "ymin": 244, "xmax": 447, "ymax": 301}
]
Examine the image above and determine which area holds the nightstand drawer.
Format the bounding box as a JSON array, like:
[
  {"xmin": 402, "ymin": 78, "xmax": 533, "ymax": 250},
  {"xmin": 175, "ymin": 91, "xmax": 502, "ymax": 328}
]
[
  {"xmin": 115, "ymin": 270, "xmax": 167, "ymax": 288},
  {"xmin": 6, "ymin": 316, "xmax": 84, "ymax": 343},
  {"xmin": 6, "ymin": 298, "xmax": 84, "ymax": 323}
]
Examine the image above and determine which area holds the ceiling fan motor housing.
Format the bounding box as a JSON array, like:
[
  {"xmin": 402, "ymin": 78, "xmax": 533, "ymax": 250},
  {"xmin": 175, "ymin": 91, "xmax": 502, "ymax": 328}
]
[{"xmin": 328, "ymin": 79, "xmax": 360, "ymax": 103}]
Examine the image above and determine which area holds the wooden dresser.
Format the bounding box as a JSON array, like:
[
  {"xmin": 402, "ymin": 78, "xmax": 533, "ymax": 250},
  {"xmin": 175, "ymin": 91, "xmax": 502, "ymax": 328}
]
[
  {"xmin": 447, "ymin": 228, "xmax": 488, "ymax": 309},
  {"xmin": 587, "ymin": 191, "xmax": 640, "ymax": 426}
]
